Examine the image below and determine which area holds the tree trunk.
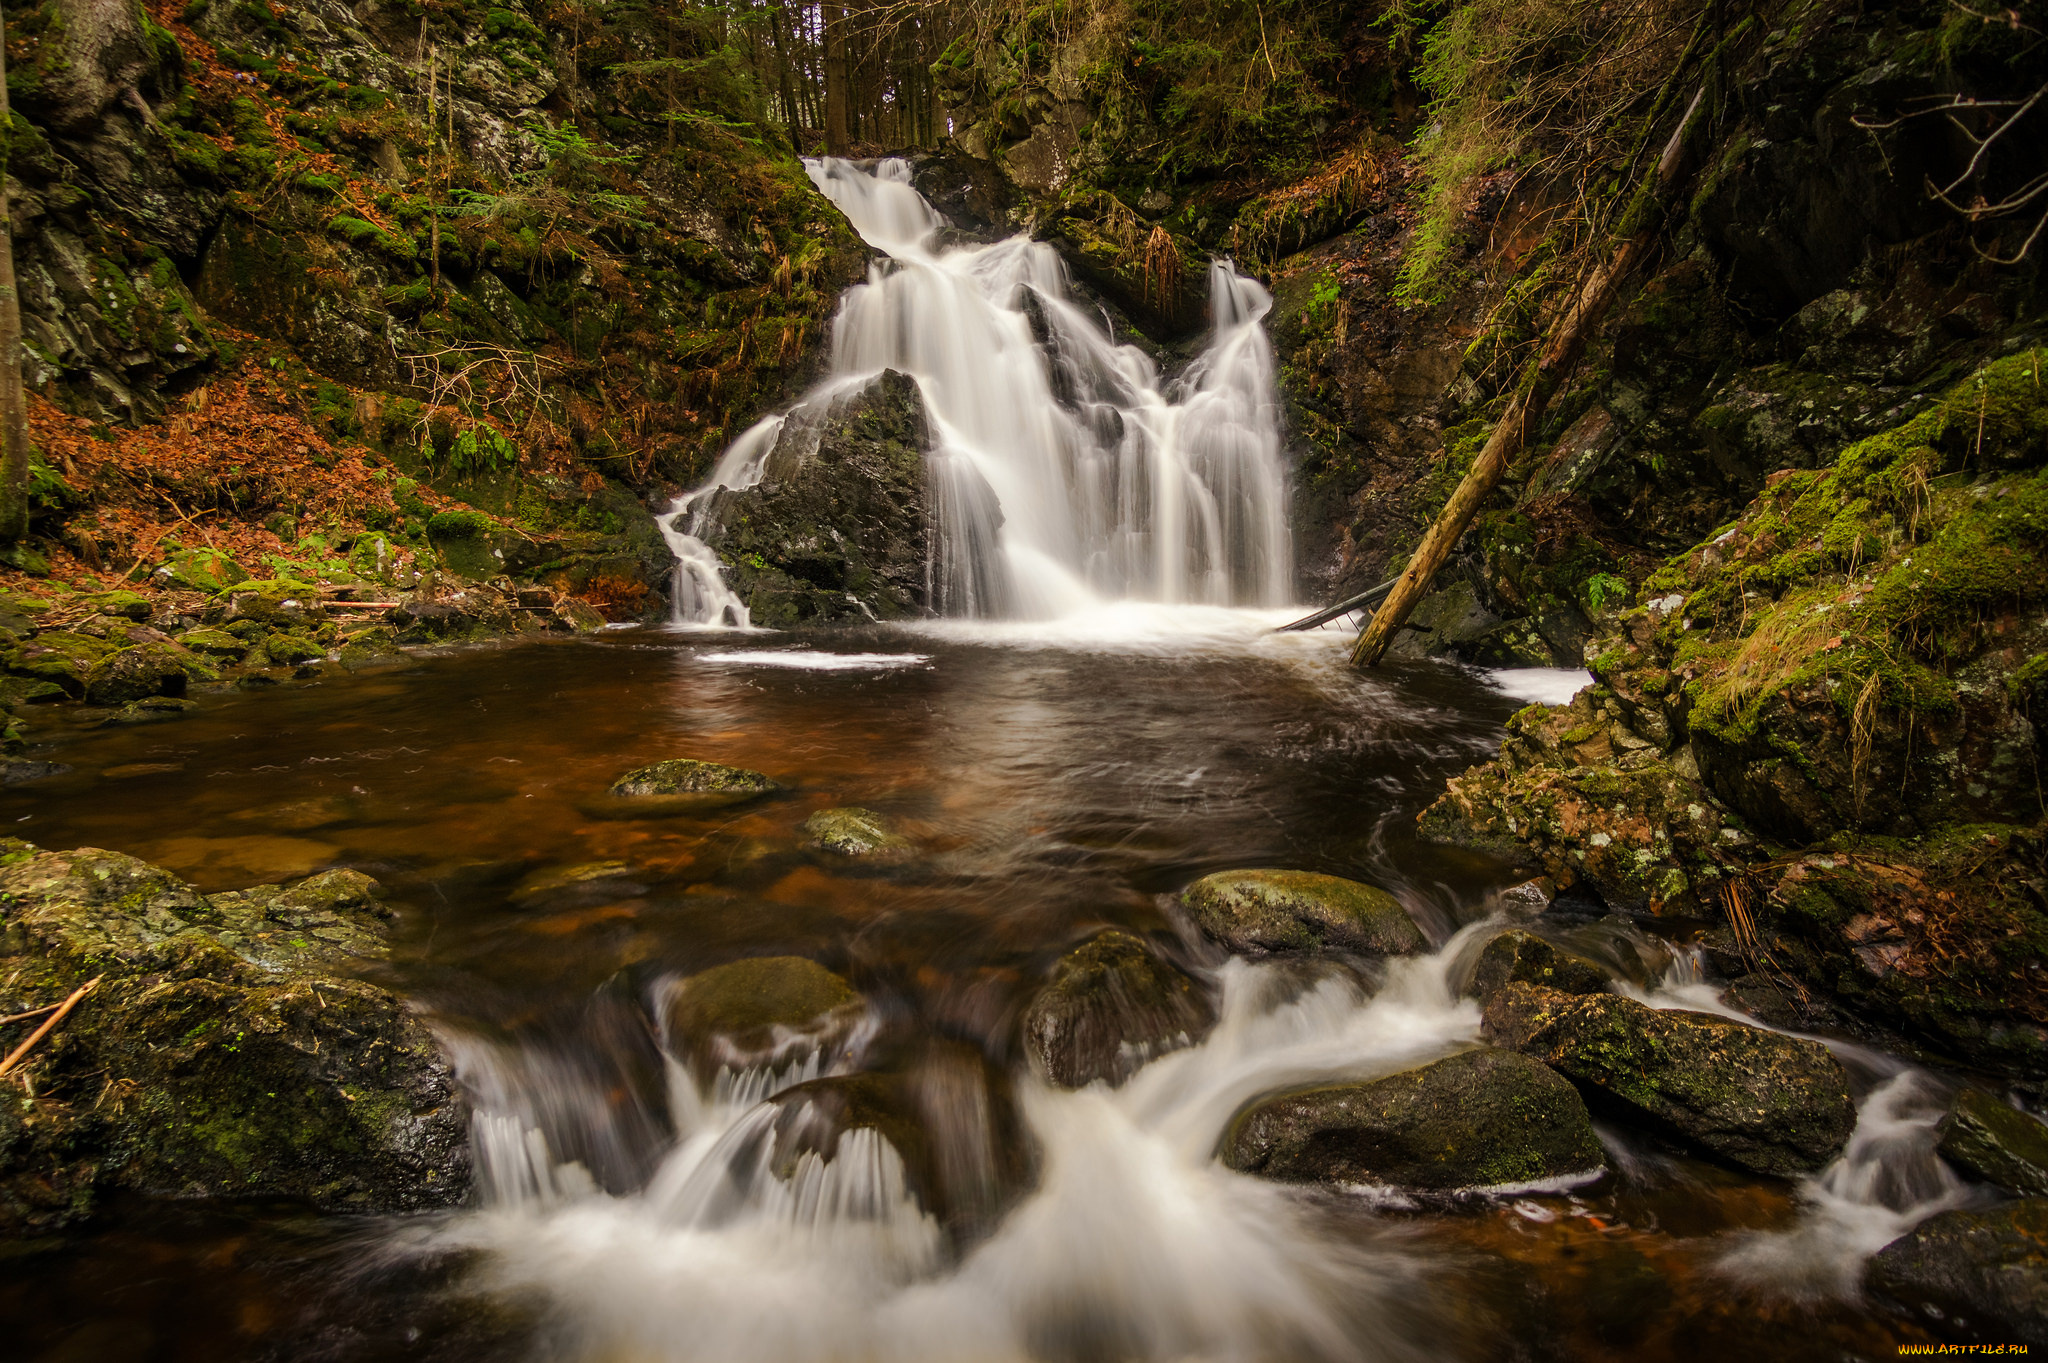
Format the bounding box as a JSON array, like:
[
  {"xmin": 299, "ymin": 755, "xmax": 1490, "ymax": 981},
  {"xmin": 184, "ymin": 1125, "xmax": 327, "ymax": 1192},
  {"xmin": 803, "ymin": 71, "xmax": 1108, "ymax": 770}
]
[
  {"xmin": 823, "ymin": 1, "xmax": 849, "ymax": 153},
  {"xmin": 0, "ymin": 15, "xmax": 31, "ymax": 546},
  {"xmin": 1350, "ymin": 89, "xmax": 1709, "ymax": 669}
]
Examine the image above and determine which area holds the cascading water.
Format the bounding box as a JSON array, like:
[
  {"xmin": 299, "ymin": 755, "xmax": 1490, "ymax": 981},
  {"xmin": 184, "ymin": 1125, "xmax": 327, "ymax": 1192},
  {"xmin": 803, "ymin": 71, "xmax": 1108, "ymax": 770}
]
[{"xmin": 657, "ymin": 157, "xmax": 1293, "ymax": 626}]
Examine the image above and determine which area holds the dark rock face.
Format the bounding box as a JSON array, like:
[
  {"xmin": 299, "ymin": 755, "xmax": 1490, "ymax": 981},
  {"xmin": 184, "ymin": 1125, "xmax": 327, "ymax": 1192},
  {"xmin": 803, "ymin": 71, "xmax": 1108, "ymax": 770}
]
[
  {"xmin": 1867, "ymin": 1200, "xmax": 2048, "ymax": 1349},
  {"xmin": 1180, "ymin": 869, "xmax": 1425, "ymax": 956},
  {"xmin": 0, "ymin": 842, "xmax": 467, "ymax": 1234},
  {"xmin": 1224, "ymin": 1048, "xmax": 1605, "ymax": 1192},
  {"xmin": 1021, "ymin": 930, "xmax": 1214, "ymax": 1088},
  {"xmin": 1465, "ymin": 930, "xmax": 1609, "ymax": 1002},
  {"xmin": 698, "ymin": 371, "xmax": 933, "ymax": 627},
  {"xmin": 608, "ymin": 759, "xmax": 781, "ymax": 799},
  {"xmin": 1938, "ymin": 1089, "xmax": 2048, "ymax": 1197},
  {"xmin": 1483, "ymin": 982, "xmax": 1855, "ymax": 1177}
]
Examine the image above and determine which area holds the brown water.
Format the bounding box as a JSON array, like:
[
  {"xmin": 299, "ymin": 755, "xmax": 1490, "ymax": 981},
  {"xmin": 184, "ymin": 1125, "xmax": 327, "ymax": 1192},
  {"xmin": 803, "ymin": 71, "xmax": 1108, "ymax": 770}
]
[{"xmin": 1, "ymin": 621, "xmax": 1942, "ymax": 1362}]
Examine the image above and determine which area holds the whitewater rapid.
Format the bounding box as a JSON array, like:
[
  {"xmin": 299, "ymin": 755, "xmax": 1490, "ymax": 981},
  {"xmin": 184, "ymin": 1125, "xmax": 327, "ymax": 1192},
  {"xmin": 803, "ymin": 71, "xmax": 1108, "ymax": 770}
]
[{"xmin": 656, "ymin": 158, "xmax": 1294, "ymax": 628}]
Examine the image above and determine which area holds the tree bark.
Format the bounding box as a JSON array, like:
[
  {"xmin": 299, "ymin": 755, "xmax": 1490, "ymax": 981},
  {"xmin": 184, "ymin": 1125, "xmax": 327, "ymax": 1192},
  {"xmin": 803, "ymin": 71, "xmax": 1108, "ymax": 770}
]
[
  {"xmin": 0, "ymin": 15, "xmax": 32, "ymax": 546},
  {"xmin": 823, "ymin": 1, "xmax": 849, "ymax": 153},
  {"xmin": 1351, "ymin": 89, "xmax": 1708, "ymax": 668}
]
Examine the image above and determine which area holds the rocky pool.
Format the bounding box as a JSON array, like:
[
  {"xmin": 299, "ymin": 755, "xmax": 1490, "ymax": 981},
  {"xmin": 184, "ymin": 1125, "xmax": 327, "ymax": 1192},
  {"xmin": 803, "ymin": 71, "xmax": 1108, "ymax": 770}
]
[{"xmin": 2, "ymin": 613, "xmax": 1963, "ymax": 1360}]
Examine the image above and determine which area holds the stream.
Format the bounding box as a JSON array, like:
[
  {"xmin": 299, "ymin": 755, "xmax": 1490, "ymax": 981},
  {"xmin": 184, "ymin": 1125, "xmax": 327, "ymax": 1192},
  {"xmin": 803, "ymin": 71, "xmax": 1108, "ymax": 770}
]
[{"xmin": 1, "ymin": 621, "xmax": 1958, "ymax": 1360}]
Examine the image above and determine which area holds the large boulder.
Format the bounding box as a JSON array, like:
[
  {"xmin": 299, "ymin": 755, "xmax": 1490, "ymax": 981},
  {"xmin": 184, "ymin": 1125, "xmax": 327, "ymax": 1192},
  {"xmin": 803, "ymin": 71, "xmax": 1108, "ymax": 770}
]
[
  {"xmin": 1937, "ymin": 1088, "xmax": 2048, "ymax": 1197},
  {"xmin": 1179, "ymin": 869, "xmax": 1425, "ymax": 956},
  {"xmin": 697, "ymin": 370, "xmax": 933, "ymax": 626},
  {"xmin": 1867, "ymin": 1200, "xmax": 2048, "ymax": 1348},
  {"xmin": 1483, "ymin": 982, "xmax": 1855, "ymax": 1176},
  {"xmin": 1022, "ymin": 929, "xmax": 1214, "ymax": 1087},
  {"xmin": 0, "ymin": 842, "xmax": 467, "ymax": 1235},
  {"xmin": 1224, "ymin": 1048, "xmax": 1606, "ymax": 1192}
]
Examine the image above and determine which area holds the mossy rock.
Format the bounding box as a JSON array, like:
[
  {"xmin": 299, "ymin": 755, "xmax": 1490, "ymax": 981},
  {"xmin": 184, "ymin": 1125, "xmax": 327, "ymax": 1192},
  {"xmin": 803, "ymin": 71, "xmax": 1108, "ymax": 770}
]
[
  {"xmin": 177, "ymin": 627, "xmax": 247, "ymax": 658},
  {"xmin": 1483, "ymin": 982, "xmax": 1855, "ymax": 1176},
  {"xmin": 1180, "ymin": 869, "xmax": 1425, "ymax": 956},
  {"xmin": 85, "ymin": 589, "xmax": 153, "ymax": 622},
  {"xmin": 5, "ymin": 630, "xmax": 122, "ymax": 697},
  {"xmin": 1224, "ymin": 1048, "xmax": 1606, "ymax": 1192},
  {"xmin": 663, "ymin": 956, "xmax": 863, "ymax": 1068},
  {"xmin": 262, "ymin": 631, "xmax": 326, "ymax": 666},
  {"xmin": 105, "ymin": 696, "xmax": 198, "ymax": 725},
  {"xmin": 84, "ymin": 641, "xmax": 214, "ymax": 705},
  {"xmin": 1938, "ymin": 1088, "xmax": 2048, "ymax": 1197},
  {"xmin": 607, "ymin": 758, "xmax": 781, "ymax": 801},
  {"xmin": 152, "ymin": 546, "xmax": 249, "ymax": 593},
  {"xmin": 802, "ymin": 806, "xmax": 911, "ymax": 860},
  {"xmin": 1867, "ymin": 1199, "xmax": 2048, "ymax": 1348},
  {"xmin": 1466, "ymin": 929, "xmax": 1609, "ymax": 1002},
  {"xmin": 509, "ymin": 860, "xmax": 642, "ymax": 902},
  {"xmin": 1022, "ymin": 929, "xmax": 1215, "ymax": 1088}
]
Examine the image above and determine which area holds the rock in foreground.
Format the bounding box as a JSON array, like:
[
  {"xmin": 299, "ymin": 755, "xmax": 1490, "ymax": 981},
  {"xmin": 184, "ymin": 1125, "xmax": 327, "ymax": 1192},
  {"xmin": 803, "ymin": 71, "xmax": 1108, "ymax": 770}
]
[
  {"xmin": 1483, "ymin": 982, "xmax": 1854, "ymax": 1177},
  {"xmin": 609, "ymin": 758, "xmax": 781, "ymax": 799},
  {"xmin": 0, "ymin": 843, "xmax": 467, "ymax": 1234},
  {"xmin": 1180, "ymin": 869, "xmax": 1425, "ymax": 956},
  {"xmin": 1867, "ymin": 1200, "xmax": 2048, "ymax": 1348},
  {"xmin": 1022, "ymin": 930, "xmax": 1214, "ymax": 1087},
  {"xmin": 1224, "ymin": 1048, "xmax": 1605, "ymax": 1191}
]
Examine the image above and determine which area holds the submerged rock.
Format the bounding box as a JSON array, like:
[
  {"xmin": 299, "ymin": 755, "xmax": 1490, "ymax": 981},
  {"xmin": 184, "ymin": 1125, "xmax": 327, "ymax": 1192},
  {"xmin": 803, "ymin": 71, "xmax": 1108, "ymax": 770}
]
[
  {"xmin": 1483, "ymin": 982, "xmax": 1855, "ymax": 1176},
  {"xmin": 1224, "ymin": 1048, "xmax": 1605, "ymax": 1191},
  {"xmin": 1022, "ymin": 929, "xmax": 1214, "ymax": 1088},
  {"xmin": 1867, "ymin": 1200, "xmax": 2048, "ymax": 1348},
  {"xmin": 1465, "ymin": 929, "xmax": 1609, "ymax": 1001},
  {"xmin": 608, "ymin": 758, "xmax": 781, "ymax": 800},
  {"xmin": 803, "ymin": 806, "xmax": 912, "ymax": 859},
  {"xmin": 663, "ymin": 956, "xmax": 864, "ymax": 1071},
  {"xmin": 0, "ymin": 843, "xmax": 467, "ymax": 1234},
  {"xmin": 1937, "ymin": 1088, "xmax": 2048, "ymax": 1197},
  {"xmin": 1179, "ymin": 869, "xmax": 1425, "ymax": 956}
]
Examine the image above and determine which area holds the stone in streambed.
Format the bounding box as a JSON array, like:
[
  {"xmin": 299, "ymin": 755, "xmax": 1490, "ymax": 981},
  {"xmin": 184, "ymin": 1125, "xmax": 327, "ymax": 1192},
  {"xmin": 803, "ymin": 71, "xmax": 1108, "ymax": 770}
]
[
  {"xmin": 803, "ymin": 807, "xmax": 911, "ymax": 859},
  {"xmin": 1224, "ymin": 1048, "xmax": 1605, "ymax": 1191},
  {"xmin": 510, "ymin": 860, "xmax": 644, "ymax": 903},
  {"xmin": 1465, "ymin": 929, "xmax": 1608, "ymax": 1001},
  {"xmin": 1867, "ymin": 1200, "xmax": 2048, "ymax": 1348},
  {"xmin": 664, "ymin": 956, "xmax": 864, "ymax": 1068},
  {"xmin": 608, "ymin": 758, "xmax": 781, "ymax": 799},
  {"xmin": 1937, "ymin": 1088, "xmax": 2048, "ymax": 1196},
  {"xmin": 1022, "ymin": 929, "xmax": 1214, "ymax": 1088},
  {"xmin": 1179, "ymin": 869, "xmax": 1425, "ymax": 956},
  {"xmin": 1483, "ymin": 982, "xmax": 1855, "ymax": 1177}
]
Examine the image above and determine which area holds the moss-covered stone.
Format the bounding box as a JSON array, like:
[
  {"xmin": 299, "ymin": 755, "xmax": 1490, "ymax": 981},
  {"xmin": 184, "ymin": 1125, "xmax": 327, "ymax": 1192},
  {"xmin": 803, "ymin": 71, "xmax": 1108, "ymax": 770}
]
[
  {"xmin": 1937, "ymin": 1088, "xmax": 2048, "ymax": 1197},
  {"xmin": 1180, "ymin": 868, "xmax": 1425, "ymax": 955},
  {"xmin": 608, "ymin": 758, "xmax": 781, "ymax": 799},
  {"xmin": 1867, "ymin": 1200, "xmax": 2048, "ymax": 1349},
  {"xmin": 1466, "ymin": 929, "xmax": 1610, "ymax": 1001},
  {"xmin": 1021, "ymin": 929, "xmax": 1214, "ymax": 1088},
  {"xmin": 802, "ymin": 807, "xmax": 911, "ymax": 860},
  {"xmin": 84, "ymin": 640, "xmax": 215, "ymax": 705},
  {"xmin": 1225, "ymin": 1048, "xmax": 1606, "ymax": 1191},
  {"xmin": 152, "ymin": 547, "xmax": 250, "ymax": 593},
  {"xmin": 1483, "ymin": 982, "xmax": 1855, "ymax": 1176},
  {"xmin": 662, "ymin": 956, "xmax": 863, "ymax": 1068}
]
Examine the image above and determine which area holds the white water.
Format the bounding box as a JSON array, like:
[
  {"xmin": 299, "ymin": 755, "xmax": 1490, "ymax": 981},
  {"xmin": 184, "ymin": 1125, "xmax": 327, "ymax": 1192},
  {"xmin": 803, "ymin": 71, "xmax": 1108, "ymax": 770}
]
[
  {"xmin": 657, "ymin": 157, "xmax": 1294, "ymax": 628},
  {"xmin": 413, "ymin": 944, "xmax": 1494, "ymax": 1363}
]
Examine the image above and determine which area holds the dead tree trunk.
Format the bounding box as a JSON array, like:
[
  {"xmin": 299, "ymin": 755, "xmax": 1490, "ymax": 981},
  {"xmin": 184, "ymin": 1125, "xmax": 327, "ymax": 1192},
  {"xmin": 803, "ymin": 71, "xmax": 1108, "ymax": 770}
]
[
  {"xmin": 1350, "ymin": 88, "xmax": 1708, "ymax": 669},
  {"xmin": 0, "ymin": 18, "xmax": 31, "ymax": 546}
]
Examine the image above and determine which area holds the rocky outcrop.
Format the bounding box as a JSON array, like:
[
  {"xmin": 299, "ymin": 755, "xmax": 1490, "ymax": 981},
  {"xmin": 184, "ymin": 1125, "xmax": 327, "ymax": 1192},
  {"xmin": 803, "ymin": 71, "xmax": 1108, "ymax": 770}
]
[
  {"xmin": 0, "ymin": 842, "xmax": 467, "ymax": 1234},
  {"xmin": 1868, "ymin": 1200, "xmax": 2048, "ymax": 1349},
  {"xmin": 1179, "ymin": 869, "xmax": 1425, "ymax": 956},
  {"xmin": 1483, "ymin": 983, "xmax": 1855, "ymax": 1177},
  {"xmin": 1021, "ymin": 930, "xmax": 1213, "ymax": 1088},
  {"xmin": 1224, "ymin": 1048, "xmax": 1605, "ymax": 1192},
  {"xmin": 697, "ymin": 371, "xmax": 934, "ymax": 627}
]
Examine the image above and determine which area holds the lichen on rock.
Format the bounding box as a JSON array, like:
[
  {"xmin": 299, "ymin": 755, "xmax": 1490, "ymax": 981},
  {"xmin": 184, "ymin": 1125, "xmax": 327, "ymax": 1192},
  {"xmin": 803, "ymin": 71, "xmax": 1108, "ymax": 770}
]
[{"xmin": 1179, "ymin": 868, "xmax": 1425, "ymax": 956}]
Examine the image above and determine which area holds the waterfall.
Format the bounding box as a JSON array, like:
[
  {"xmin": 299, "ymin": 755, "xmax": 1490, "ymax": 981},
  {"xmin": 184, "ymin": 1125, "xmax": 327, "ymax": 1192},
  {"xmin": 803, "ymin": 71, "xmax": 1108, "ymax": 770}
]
[{"xmin": 657, "ymin": 157, "xmax": 1293, "ymax": 627}]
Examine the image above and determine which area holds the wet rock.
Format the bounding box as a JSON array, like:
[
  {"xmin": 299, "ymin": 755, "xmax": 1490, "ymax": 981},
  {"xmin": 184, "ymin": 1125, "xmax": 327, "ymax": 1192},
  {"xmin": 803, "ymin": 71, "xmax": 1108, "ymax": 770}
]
[
  {"xmin": 608, "ymin": 758, "xmax": 781, "ymax": 800},
  {"xmin": 510, "ymin": 861, "xmax": 644, "ymax": 903},
  {"xmin": 1224, "ymin": 1048, "xmax": 1606, "ymax": 1191},
  {"xmin": 1466, "ymin": 930, "xmax": 1609, "ymax": 1002},
  {"xmin": 1937, "ymin": 1088, "xmax": 2048, "ymax": 1197},
  {"xmin": 0, "ymin": 843, "xmax": 467, "ymax": 1234},
  {"xmin": 104, "ymin": 696, "xmax": 198, "ymax": 725},
  {"xmin": 1719, "ymin": 972, "xmax": 1847, "ymax": 1033},
  {"xmin": 556, "ymin": 598, "xmax": 608, "ymax": 633},
  {"xmin": 1022, "ymin": 929, "xmax": 1214, "ymax": 1088},
  {"xmin": 0, "ymin": 758, "xmax": 67, "ymax": 785},
  {"xmin": 151, "ymin": 547, "xmax": 249, "ymax": 593},
  {"xmin": 662, "ymin": 956, "xmax": 864, "ymax": 1070},
  {"xmin": 1867, "ymin": 1200, "xmax": 2048, "ymax": 1348},
  {"xmin": 5, "ymin": 630, "xmax": 119, "ymax": 698},
  {"xmin": 803, "ymin": 807, "xmax": 911, "ymax": 859},
  {"xmin": 1179, "ymin": 869, "xmax": 1425, "ymax": 956},
  {"xmin": 1483, "ymin": 982, "xmax": 1855, "ymax": 1176},
  {"xmin": 84, "ymin": 641, "xmax": 212, "ymax": 705}
]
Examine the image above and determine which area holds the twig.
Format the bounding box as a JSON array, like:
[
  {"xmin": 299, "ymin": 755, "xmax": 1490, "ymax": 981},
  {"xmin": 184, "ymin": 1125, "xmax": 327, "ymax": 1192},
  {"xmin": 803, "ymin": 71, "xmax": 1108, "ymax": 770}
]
[
  {"xmin": 0, "ymin": 976, "xmax": 102, "ymax": 1079},
  {"xmin": 0, "ymin": 1001, "xmax": 61, "ymax": 1025}
]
